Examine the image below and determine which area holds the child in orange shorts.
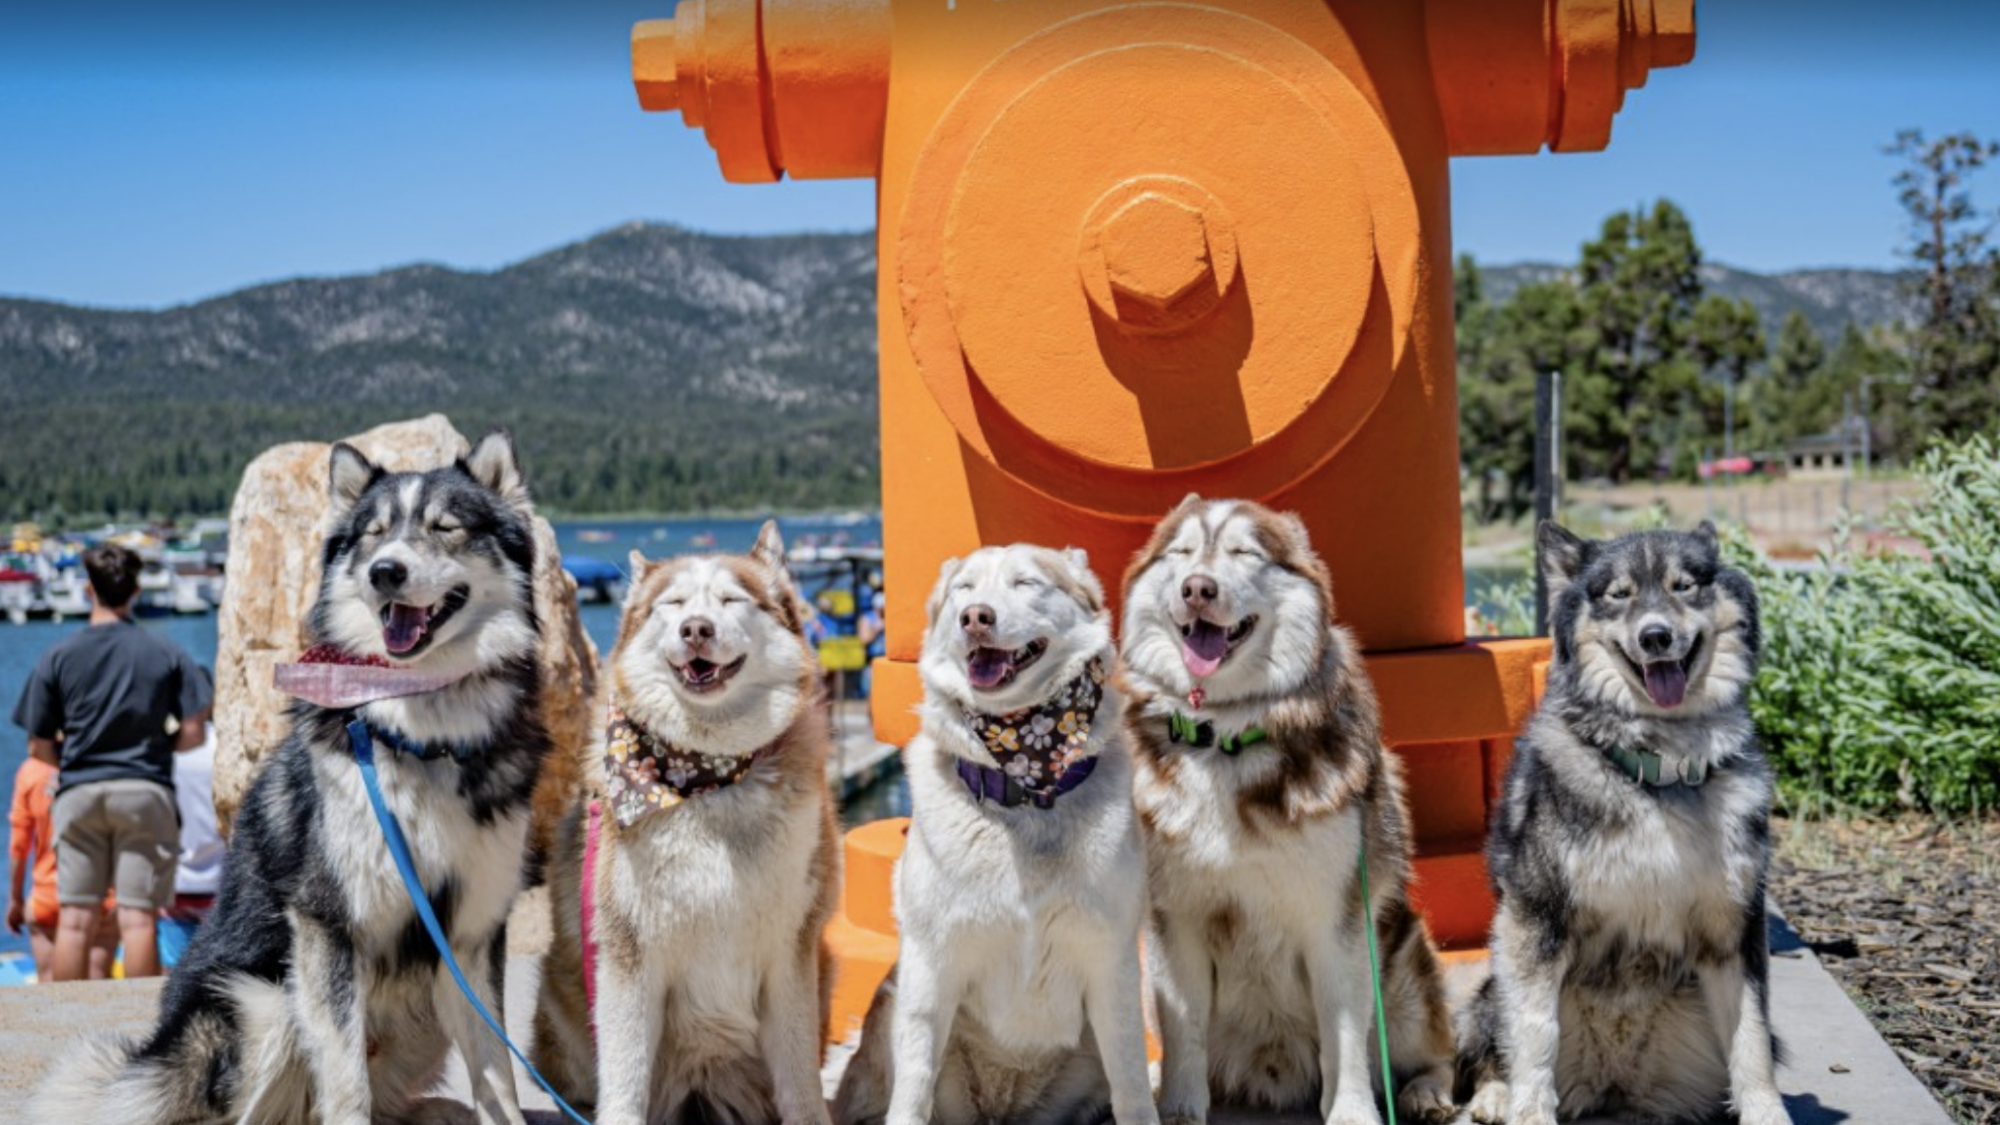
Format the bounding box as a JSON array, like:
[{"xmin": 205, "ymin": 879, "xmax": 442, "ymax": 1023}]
[{"xmin": 8, "ymin": 756, "xmax": 119, "ymax": 979}]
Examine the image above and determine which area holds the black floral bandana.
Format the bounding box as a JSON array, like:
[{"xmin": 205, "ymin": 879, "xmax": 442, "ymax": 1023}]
[
  {"xmin": 960, "ymin": 658, "xmax": 1107, "ymax": 795},
  {"xmin": 603, "ymin": 706, "xmax": 766, "ymax": 828}
]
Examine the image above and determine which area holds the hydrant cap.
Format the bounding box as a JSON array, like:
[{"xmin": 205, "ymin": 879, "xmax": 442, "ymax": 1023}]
[
  {"xmin": 633, "ymin": 19, "xmax": 680, "ymax": 112},
  {"xmin": 1654, "ymin": 0, "xmax": 1696, "ymax": 68}
]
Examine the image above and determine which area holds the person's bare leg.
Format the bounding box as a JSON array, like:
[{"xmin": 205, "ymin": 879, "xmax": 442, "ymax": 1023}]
[
  {"xmin": 88, "ymin": 909, "xmax": 122, "ymax": 979},
  {"xmin": 51, "ymin": 904, "xmax": 97, "ymax": 981},
  {"xmin": 29, "ymin": 922, "xmax": 56, "ymax": 979},
  {"xmin": 117, "ymin": 906, "xmax": 161, "ymax": 978}
]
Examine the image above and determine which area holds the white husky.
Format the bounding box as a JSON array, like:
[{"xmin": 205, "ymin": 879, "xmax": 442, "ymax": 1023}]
[{"xmin": 833, "ymin": 545, "xmax": 1159, "ymax": 1125}]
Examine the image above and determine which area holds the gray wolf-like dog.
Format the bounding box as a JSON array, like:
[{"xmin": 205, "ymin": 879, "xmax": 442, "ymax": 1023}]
[
  {"xmin": 1121, "ymin": 496, "xmax": 1457, "ymax": 1125},
  {"xmin": 833, "ymin": 545, "xmax": 1159, "ymax": 1125},
  {"xmin": 33, "ymin": 430, "xmax": 550, "ymax": 1125},
  {"xmin": 1457, "ymin": 520, "xmax": 1790, "ymax": 1125},
  {"xmin": 530, "ymin": 521, "xmax": 841, "ymax": 1125}
]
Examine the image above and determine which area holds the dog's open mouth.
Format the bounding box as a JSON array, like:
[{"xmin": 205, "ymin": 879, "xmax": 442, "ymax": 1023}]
[
  {"xmin": 379, "ymin": 586, "xmax": 469, "ymax": 658},
  {"xmin": 967, "ymin": 639, "xmax": 1047, "ymax": 691},
  {"xmin": 1180, "ymin": 615, "xmax": 1258, "ymax": 679},
  {"xmin": 676, "ymin": 655, "xmax": 748, "ymax": 694},
  {"xmin": 1631, "ymin": 635, "xmax": 1702, "ymax": 709}
]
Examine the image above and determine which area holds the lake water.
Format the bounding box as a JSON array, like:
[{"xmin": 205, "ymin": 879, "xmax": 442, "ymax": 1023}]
[{"xmin": 0, "ymin": 521, "xmax": 1524, "ymax": 959}]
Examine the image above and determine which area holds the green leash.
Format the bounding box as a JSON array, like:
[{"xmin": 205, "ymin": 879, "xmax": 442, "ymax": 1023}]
[{"xmin": 1358, "ymin": 831, "xmax": 1398, "ymax": 1125}]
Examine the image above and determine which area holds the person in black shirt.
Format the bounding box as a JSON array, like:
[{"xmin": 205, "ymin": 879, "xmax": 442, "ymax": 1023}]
[{"xmin": 11, "ymin": 543, "xmax": 212, "ymax": 981}]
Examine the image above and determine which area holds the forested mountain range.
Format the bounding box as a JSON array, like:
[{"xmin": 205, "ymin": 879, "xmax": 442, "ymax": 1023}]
[
  {"xmin": 1480, "ymin": 261, "xmax": 1915, "ymax": 343},
  {"xmin": 1, "ymin": 223, "xmax": 879, "ymax": 522},
  {"xmin": 0, "ymin": 222, "xmax": 1909, "ymax": 522}
]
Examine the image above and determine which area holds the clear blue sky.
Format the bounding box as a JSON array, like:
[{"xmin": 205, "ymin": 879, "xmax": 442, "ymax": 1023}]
[{"xmin": 3, "ymin": 1, "xmax": 1997, "ymax": 309}]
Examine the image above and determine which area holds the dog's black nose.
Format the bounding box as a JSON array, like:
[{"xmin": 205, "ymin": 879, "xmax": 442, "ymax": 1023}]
[
  {"xmin": 368, "ymin": 558, "xmax": 408, "ymax": 592},
  {"xmin": 681, "ymin": 617, "xmax": 715, "ymax": 647},
  {"xmin": 960, "ymin": 604, "xmax": 996, "ymax": 634},
  {"xmin": 1182, "ymin": 575, "xmax": 1218, "ymax": 607},
  {"xmin": 1639, "ymin": 624, "xmax": 1675, "ymax": 657}
]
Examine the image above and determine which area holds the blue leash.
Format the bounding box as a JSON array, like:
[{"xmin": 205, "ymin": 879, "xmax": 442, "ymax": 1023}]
[{"xmin": 348, "ymin": 720, "xmax": 597, "ymax": 1125}]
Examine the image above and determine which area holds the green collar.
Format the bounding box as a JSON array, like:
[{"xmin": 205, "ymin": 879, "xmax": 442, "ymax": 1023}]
[
  {"xmin": 1167, "ymin": 712, "xmax": 1268, "ymax": 756},
  {"xmin": 1605, "ymin": 743, "xmax": 1710, "ymax": 787}
]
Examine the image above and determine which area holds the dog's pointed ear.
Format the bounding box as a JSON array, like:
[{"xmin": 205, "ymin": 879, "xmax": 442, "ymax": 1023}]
[
  {"xmin": 328, "ymin": 442, "xmax": 381, "ymax": 516},
  {"xmin": 463, "ymin": 429, "xmax": 529, "ymax": 508},
  {"xmin": 622, "ymin": 550, "xmax": 653, "ymax": 608},
  {"xmin": 1056, "ymin": 548, "xmax": 1105, "ymax": 614},
  {"xmin": 750, "ymin": 520, "xmax": 787, "ymax": 573},
  {"xmin": 1172, "ymin": 492, "xmax": 1204, "ymax": 517},
  {"xmin": 1692, "ymin": 520, "xmax": 1720, "ymax": 550},
  {"xmin": 1272, "ymin": 508, "xmax": 1315, "ymax": 554},
  {"xmin": 1537, "ymin": 520, "xmax": 1593, "ymax": 596},
  {"xmin": 925, "ymin": 556, "xmax": 964, "ymax": 629}
]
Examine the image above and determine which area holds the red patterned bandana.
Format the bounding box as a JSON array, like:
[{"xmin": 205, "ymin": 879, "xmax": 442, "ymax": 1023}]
[
  {"xmin": 274, "ymin": 644, "xmax": 472, "ymax": 710},
  {"xmin": 603, "ymin": 706, "xmax": 767, "ymax": 828},
  {"xmin": 961, "ymin": 658, "xmax": 1107, "ymax": 792}
]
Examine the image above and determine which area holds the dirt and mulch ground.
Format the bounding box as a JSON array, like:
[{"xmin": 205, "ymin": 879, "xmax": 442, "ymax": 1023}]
[{"xmin": 1773, "ymin": 815, "xmax": 2000, "ymax": 1125}]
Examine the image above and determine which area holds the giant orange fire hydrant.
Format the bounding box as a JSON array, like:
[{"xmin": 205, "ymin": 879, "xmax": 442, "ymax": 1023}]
[{"xmin": 629, "ymin": 0, "xmax": 1694, "ymax": 1038}]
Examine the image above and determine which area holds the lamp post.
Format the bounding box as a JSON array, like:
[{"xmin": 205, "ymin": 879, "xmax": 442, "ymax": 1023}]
[{"xmin": 1857, "ymin": 374, "xmax": 1911, "ymax": 482}]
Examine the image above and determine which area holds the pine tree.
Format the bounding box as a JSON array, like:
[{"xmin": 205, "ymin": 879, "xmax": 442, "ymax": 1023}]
[{"xmin": 1889, "ymin": 130, "xmax": 2000, "ymax": 443}]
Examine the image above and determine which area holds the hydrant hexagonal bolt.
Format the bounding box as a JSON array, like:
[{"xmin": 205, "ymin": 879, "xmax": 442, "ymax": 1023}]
[
  {"xmin": 1079, "ymin": 178, "xmax": 1240, "ymax": 334},
  {"xmin": 1100, "ymin": 193, "xmax": 1214, "ymax": 311}
]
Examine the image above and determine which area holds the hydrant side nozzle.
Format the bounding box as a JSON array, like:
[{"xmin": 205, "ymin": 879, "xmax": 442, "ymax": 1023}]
[
  {"xmin": 633, "ymin": 19, "xmax": 681, "ymax": 113},
  {"xmin": 1653, "ymin": 0, "xmax": 1697, "ymax": 68},
  {"xmin": 1427, "ymin": 0, "xmax": 1697, "ymax": 156}
]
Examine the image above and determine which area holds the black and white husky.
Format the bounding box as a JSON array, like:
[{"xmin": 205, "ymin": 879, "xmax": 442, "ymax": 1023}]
[
  {"xmin": 33, "ymin": 431, "xmax": 550, "ymax": 1125},
  {"xmin": 1457, "ymin": 521, "xmax": 1791, "ymax": 1125}
]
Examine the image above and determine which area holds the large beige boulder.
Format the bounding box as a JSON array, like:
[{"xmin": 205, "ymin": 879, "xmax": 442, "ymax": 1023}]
[{"xmin": 211, "ymin": 414, "xmax": 599, "ymax": 872}]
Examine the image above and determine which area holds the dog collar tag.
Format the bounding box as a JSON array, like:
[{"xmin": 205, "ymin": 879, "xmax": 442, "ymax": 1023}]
[{"xmin": 1187, "ymin": 686, "xmax": 1206, "ymax": 710}]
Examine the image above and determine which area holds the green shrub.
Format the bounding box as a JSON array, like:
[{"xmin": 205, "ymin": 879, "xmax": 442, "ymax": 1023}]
[{"xmin": 1726, "ymin": 434, "xmax": 2000, "ymax": 814}]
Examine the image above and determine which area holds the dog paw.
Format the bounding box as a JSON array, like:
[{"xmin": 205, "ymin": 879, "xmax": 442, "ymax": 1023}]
[
  {"xmin": 1466, "ymin": 1081, "xmax": 1509, "ymax": 1124},
  {"xmin": 1323, "ymin": 1100, "xmax": 1383, "ymax": 1125},
  {"xmin": 1737, "ymin": 1090, "xmax": 1794, "ymax": 1125},
  {"xmin": 1395, "ymin": 1073, "xmax": 1457, "ymax": 1124}
]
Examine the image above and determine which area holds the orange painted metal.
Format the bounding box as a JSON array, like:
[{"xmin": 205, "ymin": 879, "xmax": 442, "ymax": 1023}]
[{"xmin": 628, "ymin": 0, "xmax": 1692, "ymax": 1018}]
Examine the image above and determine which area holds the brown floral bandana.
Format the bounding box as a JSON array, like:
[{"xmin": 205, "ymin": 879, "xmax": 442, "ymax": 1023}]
[
  {"xmin": 603, "ymin": 706, "xmax": 766, "ymax": 828},
  {"xmin": 961, "ymin": 658, "xmax": 1107, "ymax": 794}
]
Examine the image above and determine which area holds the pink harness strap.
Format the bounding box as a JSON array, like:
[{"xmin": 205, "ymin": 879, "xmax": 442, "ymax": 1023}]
[{"xmin": 580, "ymin": 799, "xmax": 603, "ymax": 1042}]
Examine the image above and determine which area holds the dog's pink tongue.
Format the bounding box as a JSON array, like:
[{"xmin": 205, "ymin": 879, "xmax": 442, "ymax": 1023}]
[
  {"xmin": 968, "ymin": 648, "xmax": 1012, "ymax": 689},
  {"xmin": 1181, "ymin": 620, "xmax": 1229, "ymax": 678},
  {"xmin": 1643, "ymin": 660, "xmax": 1688, "ymax": 709},
  {"xmin": 382, "ymin": 604, "xmax": 430, "ymax": 655}
]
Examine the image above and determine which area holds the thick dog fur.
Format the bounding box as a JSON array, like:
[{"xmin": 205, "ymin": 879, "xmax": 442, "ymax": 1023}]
[
  {"xmin": 833, "ymin": 546, "xmax": 1159, "ymax": 1125},
  {"xmin": 529, "ymin": 521, "xmax": 841, "ymax": 1125},
  {"xmin": 32, "ymin": 431, "xmax": 549, "ymax": 1125},
  {"xmin": 1121, "ymin": 497, "xmax": 1457, "ymax": 1125},
  {"xmin": 1456, "ymin": 521, "xmax": 1789, "ymax": 1125}
]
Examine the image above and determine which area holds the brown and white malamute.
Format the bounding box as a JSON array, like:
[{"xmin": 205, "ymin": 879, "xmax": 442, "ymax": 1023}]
[
  {"xmin": 531, "ymin": 522, "xmax": 841, "ymax": 1125},
  {"xmin": 1121, "ymin": 496, "xmax": 1458, "ymax": 1125}
]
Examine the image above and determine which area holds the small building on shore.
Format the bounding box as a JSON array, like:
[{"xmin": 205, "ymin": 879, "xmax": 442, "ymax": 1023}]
[{"xmin": 1787, "ymin": 430, "xmax": 1857, "ymax": 481}]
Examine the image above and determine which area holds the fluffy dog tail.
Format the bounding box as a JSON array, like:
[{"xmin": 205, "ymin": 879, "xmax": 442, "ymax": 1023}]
[{"xmin": 27, "ymin": 1032, "xmax": 162, "ymax": 1124}]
